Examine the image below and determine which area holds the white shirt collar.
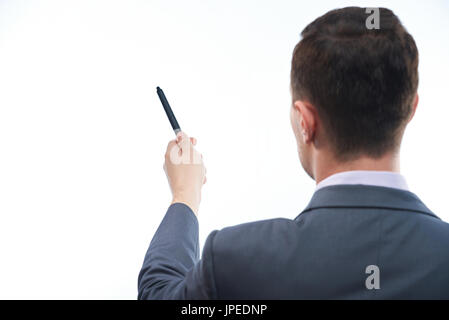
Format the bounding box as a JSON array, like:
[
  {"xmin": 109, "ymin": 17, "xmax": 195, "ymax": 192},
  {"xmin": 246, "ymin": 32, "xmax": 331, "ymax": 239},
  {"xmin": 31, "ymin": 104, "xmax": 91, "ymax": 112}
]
[{"xmin": 315, "ymin": 170, "xmax": 409, "ymax": 192}]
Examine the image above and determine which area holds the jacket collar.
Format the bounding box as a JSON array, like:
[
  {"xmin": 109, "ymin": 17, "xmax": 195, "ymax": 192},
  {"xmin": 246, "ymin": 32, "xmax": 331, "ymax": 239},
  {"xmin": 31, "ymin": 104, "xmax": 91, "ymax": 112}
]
[{"xmin": 296, "ymin": 184, "xmax": 439, "ymax": 220}]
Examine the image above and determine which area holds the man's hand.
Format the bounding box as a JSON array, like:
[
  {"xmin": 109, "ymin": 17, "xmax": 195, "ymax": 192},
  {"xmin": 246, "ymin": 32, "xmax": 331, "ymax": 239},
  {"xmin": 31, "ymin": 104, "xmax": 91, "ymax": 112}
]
[{"xmin": 163, "ymin": 132, "xmax": 206, "ymax": 215}]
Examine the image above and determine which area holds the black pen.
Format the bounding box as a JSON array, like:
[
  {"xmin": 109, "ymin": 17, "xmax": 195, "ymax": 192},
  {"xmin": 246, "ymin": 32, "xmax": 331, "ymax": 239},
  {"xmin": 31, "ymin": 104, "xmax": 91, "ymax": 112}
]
[{"xmin": 156, "ymin": 87, "xmax": 181, "ymax": 135}]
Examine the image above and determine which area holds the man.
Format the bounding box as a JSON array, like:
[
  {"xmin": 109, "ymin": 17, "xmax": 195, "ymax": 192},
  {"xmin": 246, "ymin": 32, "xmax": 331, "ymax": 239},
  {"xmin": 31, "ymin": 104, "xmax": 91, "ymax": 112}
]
[{"xmin": 138, "ymin": 7, "xmax": 449, "ymax": 299}]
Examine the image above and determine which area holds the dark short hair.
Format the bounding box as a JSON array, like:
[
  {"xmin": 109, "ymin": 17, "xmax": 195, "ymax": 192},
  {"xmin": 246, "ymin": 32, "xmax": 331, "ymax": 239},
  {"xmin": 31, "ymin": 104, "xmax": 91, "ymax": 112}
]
[{"xmin": 291, "ymin": 7, "xmax": 419, "ymax": 159}]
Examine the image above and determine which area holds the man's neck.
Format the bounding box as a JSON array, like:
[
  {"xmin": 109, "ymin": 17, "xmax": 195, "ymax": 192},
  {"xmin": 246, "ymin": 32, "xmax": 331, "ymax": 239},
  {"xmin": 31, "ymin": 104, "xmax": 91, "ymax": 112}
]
[{"xmin": 313, "ymin": 151, "xmax": 401, "ymax": 185}]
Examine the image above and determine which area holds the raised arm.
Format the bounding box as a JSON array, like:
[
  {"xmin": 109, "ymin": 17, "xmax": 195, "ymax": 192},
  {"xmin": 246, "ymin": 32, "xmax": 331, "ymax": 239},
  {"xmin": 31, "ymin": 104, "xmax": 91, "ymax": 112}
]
[
  {"xmin": 138, "ymin": 203, "xmax": 217, "ymax": 299},
  {"xmin": 138, "ymin": 132, "xmax": 212, "ymax": 299}
]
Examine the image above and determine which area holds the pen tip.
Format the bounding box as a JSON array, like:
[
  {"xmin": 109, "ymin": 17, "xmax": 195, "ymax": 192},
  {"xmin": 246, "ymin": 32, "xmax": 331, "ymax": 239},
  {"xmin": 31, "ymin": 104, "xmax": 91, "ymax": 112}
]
[{"xmin": 156, "ymin": 86, "xmax": 161, "ymax": 91}]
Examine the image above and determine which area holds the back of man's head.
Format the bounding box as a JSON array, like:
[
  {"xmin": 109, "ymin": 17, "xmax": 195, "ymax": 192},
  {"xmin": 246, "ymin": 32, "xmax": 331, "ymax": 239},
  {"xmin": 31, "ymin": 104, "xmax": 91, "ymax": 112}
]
[{"xmin": 290, "ymin": 7, "xmax": 419, "ymax": 161}]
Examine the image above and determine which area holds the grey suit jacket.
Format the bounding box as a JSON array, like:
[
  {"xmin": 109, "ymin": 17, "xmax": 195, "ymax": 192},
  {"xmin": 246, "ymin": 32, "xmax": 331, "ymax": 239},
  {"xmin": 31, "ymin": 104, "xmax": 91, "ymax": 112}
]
[{"xmin": 138, "ymin": 185, "xmax": 449, "ymax": 299}]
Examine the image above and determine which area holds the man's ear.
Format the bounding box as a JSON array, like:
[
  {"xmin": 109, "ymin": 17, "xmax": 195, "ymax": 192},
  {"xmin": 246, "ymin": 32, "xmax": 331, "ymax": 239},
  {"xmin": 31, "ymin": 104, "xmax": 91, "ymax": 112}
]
[
  {"xmin": 408, "ymin": 93, "xmax": 419, "ymax": 123},
  {"xmin": 293, "ymin": 100, "xmax": 317, "ymax": 144}
]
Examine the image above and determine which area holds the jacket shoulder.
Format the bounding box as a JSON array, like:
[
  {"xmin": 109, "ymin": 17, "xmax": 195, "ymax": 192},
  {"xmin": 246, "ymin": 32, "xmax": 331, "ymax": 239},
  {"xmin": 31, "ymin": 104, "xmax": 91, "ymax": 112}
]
[
  {"xmin": 216, "ymin": 217, "xmax": 296, "ymax": 246},
  {"xmin": 203, "ymin": 218, "xmax": 299, "ymax": 298},
  {"xmin": 209, "ymin": 218, "xmax": 299, "ymax": 268}
]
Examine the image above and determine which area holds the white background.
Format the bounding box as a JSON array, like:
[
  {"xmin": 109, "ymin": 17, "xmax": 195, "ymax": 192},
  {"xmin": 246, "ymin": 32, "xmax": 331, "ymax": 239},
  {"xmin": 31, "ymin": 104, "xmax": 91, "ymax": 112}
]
[{"xmin": 0, "ymin": 0, "xmax": 448, "ymax": 299}]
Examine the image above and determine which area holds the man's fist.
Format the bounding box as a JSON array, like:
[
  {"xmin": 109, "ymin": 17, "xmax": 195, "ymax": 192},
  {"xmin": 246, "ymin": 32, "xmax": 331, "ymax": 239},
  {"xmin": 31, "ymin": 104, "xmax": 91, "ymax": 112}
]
[{"xmin": 163, "ymin": 132, "xmax": 206, "ymax": 215}]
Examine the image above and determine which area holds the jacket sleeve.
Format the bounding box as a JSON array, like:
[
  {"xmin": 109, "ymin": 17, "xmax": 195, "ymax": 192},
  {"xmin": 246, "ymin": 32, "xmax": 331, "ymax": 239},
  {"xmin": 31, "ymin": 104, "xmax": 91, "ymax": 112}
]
[{"xmin": 138, "ymin": 202, "xmax": 218, "ymax": 299}]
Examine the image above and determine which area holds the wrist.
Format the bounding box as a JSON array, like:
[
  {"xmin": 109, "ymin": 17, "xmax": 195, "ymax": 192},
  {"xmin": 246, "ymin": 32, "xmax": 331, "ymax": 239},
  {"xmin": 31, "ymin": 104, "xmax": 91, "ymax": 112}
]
[{"xmin": 172, "ymin": 192, "xmax": 200, "ymax": 215}]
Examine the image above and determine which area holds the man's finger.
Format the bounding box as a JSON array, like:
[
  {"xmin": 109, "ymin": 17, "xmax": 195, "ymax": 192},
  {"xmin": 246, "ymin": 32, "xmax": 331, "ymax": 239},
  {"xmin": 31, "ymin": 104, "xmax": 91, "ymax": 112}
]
[
  {"xmin": 166, "ymin": 139, "xmax": 177, "ymax": 150},
  {"xmin": 165, "ymin": 139, "xmax": 179, "ymax": 161}
]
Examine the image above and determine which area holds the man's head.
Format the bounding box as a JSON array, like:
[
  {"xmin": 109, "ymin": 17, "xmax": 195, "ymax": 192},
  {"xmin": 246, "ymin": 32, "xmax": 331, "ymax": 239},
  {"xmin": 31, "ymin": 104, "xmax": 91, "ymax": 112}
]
[{"xmin": 290, "ymin": 7, "xmax": 419, "ymax": 179}]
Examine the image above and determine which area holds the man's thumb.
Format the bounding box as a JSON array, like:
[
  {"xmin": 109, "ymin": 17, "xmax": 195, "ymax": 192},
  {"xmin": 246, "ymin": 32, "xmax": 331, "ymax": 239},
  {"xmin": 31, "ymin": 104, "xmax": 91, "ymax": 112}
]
[{"xmin": 176, "ymin": 131, "xmax": 191, "ymax": 150}]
